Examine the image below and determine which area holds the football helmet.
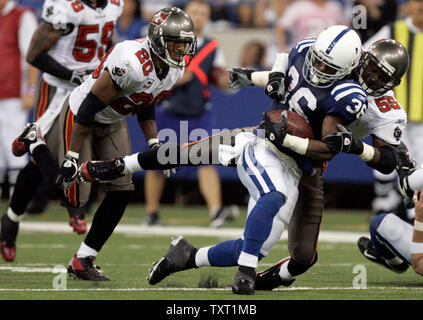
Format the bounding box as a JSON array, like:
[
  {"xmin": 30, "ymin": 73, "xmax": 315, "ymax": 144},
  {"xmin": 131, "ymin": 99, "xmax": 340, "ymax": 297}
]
[
  {"xmin": 147, "ymin": 7, "xmax": 197, "ymax": 68},
  {"xmin": 357, "ymin": 39, "xmax": 409, "ymax": 96},
  {"xmin": 303, "ymin": 25, "xmax": 362, "ymax": 88}
]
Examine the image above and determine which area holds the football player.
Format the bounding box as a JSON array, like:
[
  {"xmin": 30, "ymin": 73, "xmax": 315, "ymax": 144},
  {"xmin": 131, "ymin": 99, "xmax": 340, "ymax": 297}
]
[
  {"xmin": 250, "ymin": 39, "xmax": 411, "ymax": 290},
  {"xmin": 8, "ymin": 7, "xmax": 196, "ymax": 280},
  {"xmin": 78, "ymin": 25, "xmax": 366, "ymax": 294},
  {"xmin": 356, "ymin": 186, "xmax": 423, "ymax": 277},
  {"xmin": 0, "ymin": 0, "xmax": 123, "ymax": 261}
]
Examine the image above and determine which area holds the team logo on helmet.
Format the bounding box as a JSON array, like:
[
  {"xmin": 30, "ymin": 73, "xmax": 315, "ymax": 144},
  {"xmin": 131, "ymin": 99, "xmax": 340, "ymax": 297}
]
[{"xmin": 152, "ymin": 11, "xmax": 170, "ymax": 25}]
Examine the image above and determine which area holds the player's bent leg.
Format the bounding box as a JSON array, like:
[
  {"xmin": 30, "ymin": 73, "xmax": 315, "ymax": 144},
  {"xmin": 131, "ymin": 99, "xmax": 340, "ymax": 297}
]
[
  {"xmin": 0, "ymin": 160, "xmax": 44, "ymax": 262},
  {"xmin": 358, "ymin": 213, "xmax": 410, "ymax": 273}
]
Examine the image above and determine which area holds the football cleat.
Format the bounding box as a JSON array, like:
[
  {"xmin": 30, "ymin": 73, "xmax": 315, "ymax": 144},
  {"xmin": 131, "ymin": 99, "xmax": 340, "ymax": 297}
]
[
  {"xmin": 232, "ymin": 267, "xmax": 256, "ymax": 295},
  {"xmin": 255, "ymin": 257, "xmax": 295, "ymax": 290},
  {"xmin": 147, "ymin": 236, "xmax": 196, "ymax": 285},
  {"xmin": 357, "ymin": 237, "xmax": 408, "ymax": 273},
  {"xmin": 12, "ymin": 123, "xmax": 45, "ymax": 157},
  {"xmin": 0, "ymin": 213, "xmax": 19, "ymax": 262},
  {"xmin": 67, "ymin": 206, "xmax": 87, "ymax": 235},
  {"xmin": 210, "ymin": 205, "xmax": 240, "ymax": 228},
  {"xmin": 79, "ymin": 158, "xmax": 125, "ymax": 183},
  {"xmin": 67, "ymin": 254, "xmax": 110, "ymax": 281}
]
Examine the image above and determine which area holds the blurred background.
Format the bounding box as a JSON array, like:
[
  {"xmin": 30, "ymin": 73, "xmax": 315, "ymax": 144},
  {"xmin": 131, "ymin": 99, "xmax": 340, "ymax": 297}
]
[{"xmin": 0, "ymin": 0, "xmax": 413, "ymax": 212}]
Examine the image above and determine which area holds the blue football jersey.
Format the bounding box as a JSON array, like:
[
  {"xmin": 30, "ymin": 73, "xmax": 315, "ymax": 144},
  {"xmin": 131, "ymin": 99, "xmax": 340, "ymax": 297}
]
[
  {"xmin": 272, "ymin": 37, "xmax": 368, "ymax": 141},
  {"xmin": 268, "ymin": 37, "xmax": 368, "ymax": 174}
]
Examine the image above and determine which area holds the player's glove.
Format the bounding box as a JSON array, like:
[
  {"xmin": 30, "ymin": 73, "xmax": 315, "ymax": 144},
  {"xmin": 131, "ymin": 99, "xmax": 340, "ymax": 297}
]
[
  {"xmin": 149, "ymin": 141, "xmax": 177, "ymax": 178},
  {"xmin": 227, "ymin": 68, "xmax": 255, "ymax": 90},
  {"xmin": 70, "ymin": 70, "xmax": 93, "ymax": 85},
  {"xmin": 323, "ymin": 124, "xmax": 364, "ymax": 154},
  {"xmin": 55, "ymin": 152, "xmax": 79, "ymax": 190},
  {"xmin": 259, "ymin": 110, "xmax": 288, "ymax": 147},
  {"xmin": 264, "ymin": 72, "xmax": 285, "ymax": 101}
]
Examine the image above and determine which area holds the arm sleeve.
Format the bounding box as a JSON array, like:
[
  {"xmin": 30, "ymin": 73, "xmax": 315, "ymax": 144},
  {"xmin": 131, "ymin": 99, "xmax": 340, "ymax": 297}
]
[{"xmin": 326, "ymin": 88, "xmax": 368, "ymax": 125}]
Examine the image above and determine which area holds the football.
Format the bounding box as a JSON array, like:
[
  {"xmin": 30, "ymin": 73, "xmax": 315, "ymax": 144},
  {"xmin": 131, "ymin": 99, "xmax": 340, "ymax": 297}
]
[{"xmin": 266, "ymin": 109, "xmax": 314, "ymax": 140}]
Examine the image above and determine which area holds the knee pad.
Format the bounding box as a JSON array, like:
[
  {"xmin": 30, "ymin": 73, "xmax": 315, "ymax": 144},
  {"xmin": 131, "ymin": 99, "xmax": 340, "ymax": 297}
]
[{"xmin": 257, "ymin": 191, "xmax": 285, "ymax": 218}]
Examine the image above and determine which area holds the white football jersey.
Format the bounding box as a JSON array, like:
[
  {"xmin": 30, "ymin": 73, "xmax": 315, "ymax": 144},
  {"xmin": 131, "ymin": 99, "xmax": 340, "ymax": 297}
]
[
  {"xmin": 41, "ymin": 0, "xmax": 123, "ymax": 90},
  {"xmin": 69, "ymin": 38, "xmax": 184, "ymax": 124},
  {"xmin": 348, "ymin": 90, "xmax": 407, "ymax": 145}
]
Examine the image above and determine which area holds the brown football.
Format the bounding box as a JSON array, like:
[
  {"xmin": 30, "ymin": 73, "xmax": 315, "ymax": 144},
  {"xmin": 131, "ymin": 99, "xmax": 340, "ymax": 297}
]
[{"xmin": 266, "ymin": 109, "xmax": 314, "ymax": 139}]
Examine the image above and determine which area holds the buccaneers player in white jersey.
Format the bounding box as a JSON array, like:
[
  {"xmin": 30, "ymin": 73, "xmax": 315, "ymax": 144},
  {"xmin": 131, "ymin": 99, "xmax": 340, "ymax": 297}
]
[
  {"xmin": 2, "ymin": 7, "xmax": 196, "ymax": 280},
  {"xmin": 0, "ymin": 0, "xmax": 122, "ymax": 261}
]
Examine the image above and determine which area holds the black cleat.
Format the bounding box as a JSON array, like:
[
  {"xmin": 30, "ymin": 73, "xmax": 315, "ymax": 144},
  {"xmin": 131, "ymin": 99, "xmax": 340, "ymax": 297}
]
[
  {"xmin": 147, "ymin": 236, "xmax": 196, "ymax": 285},
  {"xmin": 142, "ymin": 212, "xmax": 163, "ymax": 226},
  {"xmin": 232, "ymin": 266, "xmax": 256, "ymax": 295},
  {"xmin": 12, "ymin": 123, "xmax": 45, "ymax": 157},
  {"xmin": 67, "ymin": 254, "xmax": 110, "ymax": 281},
  {"xmin": 0, "ymin": 213, "xmax": 19, "ymax": 262},
  {"xmin": 67, "ymin": 206, "xmax": 87, "ymax": 235},
  {"xmin": 357, "ymin": 237, "xmax": 408, "ymax": 273},
  {"xmin": 255, "ymin": 257, "xmax": 295, "ymax": 290},
  {"xmin": 79, "ymin": 158, "xmax": 125, "ymax": 183}
]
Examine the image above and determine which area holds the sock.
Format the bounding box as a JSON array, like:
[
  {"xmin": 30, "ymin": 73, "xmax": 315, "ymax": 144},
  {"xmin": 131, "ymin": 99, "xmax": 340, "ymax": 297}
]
[
  {"xmin": 208, "ymin": 238, "xmax": 244, "ymax": 266},
  {"xmin": 76, "ymin": 242, "xmax": 98, "ymax": 258},
  {"xmin": 137, "ymin": 144, "xmax": 180, "ymax": 170},
  {"xmin": 287, "ymin": 254, "xmax": 318, "ymax": 277},
  {"xmin": 7, "ymin": 207, "xmax": 24, "ymax": 222},
  {"xmin": 241, "ymin": 191, "xmax": 284, "ymax": 258},
  {"xmin": 279, "ymin": 259, "xmax": 295, "ymax": 281},
  {"xmin": 29, "ymin": 140, "xmax": 46, "ymax": 154},
  {"xmin": 238, "ymin": 251, "xmax": 258, "ymax": 268},
  {"xmin": 9, "ymin": 161, "xmax": 42, "ymax": 216},
  {"xmin": 123, "ymin": 153, "xmax": 143, "ymax": 174},
  {"xmin": 195, "ymin": 247, "xmax": 212, "ymax": 267},
  {"xmin": 84, "ymin": 190, "xmax": 131, "ymax": 252}
]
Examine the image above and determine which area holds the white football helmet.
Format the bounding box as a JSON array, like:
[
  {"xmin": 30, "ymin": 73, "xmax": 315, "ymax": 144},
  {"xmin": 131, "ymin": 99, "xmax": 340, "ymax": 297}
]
[{"xmin": 303, "ymin": 25, "xmax": 362, "ymax": 88}]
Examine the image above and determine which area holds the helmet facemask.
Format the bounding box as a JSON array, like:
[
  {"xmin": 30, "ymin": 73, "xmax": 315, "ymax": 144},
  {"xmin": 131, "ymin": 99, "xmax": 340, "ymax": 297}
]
[
  {"xmin": 148, "ymin": 26, "xmax": 197, "ymax": 69},
  {"xmin": 357, "ymin": 52, "xmax": 400, "ymax": 96},
  {"xmin": 303, "ymin": 45, "xmax": 352, "ymax": 88}
]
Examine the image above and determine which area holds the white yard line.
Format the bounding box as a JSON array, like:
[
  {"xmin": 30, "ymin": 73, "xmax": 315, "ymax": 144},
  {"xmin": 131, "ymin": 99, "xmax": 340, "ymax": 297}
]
[
  {"xmin": 0, "ymin": 286, "xmax": 421, "ymax": 292},
  {"xmin": 19, "ymin": 221, "xmax": 368, "ymax": 243}
]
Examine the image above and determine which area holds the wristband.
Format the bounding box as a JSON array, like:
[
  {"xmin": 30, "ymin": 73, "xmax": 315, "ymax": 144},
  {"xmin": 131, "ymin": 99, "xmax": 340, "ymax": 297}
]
[
  {"xmin": 148, "ymin": 138, "xmax": 160, "ymax": 147},
  {"xmin": 282, "ymin": 134, "xmax": 309, "ymax": 155},
  {"xmin": 359, "ymin": 143, "xmax": 375, "ymax": 162},
  {"xmin": 251, "ymin": 71, "xmax": 270, "ymax": 87},
  {"xmin": 67, "ymin": 151, "xmax": 79, "ymax": 160},
  {"xmin": 411, "ymin": 241, "xmax": 423, "ymax": 254},
  {"xmin": 414, "ymin": 220, "xmax": 423, "ymax": 232}
]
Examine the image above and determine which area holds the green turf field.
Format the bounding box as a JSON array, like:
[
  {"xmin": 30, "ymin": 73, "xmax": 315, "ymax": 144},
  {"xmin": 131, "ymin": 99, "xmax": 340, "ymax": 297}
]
[{"xmin": 0, "ymin": 200, "xmax": 422, "ymax": 300}]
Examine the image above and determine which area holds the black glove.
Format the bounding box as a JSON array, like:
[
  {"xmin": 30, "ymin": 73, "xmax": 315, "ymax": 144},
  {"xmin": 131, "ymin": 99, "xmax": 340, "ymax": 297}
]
[
  {"xmin": 70, "ymin": 70, "xmax": 92, "ymax": 85},
  {"xmin": 323, "ymin": 124, "xmax": 364, "ymax": 154},
  {"xmin": 55, "ymin": 152, "xmax": 79, "ymax": 189},
  {"xmin": 227, "ymin": 68, "xmax": 255, "ymax": 90},
  {"xmin": 259, "ymin": 110, "xmax": 288, "ymax": 147},
  {"xmin": 264, "ymin": 72, "xmax": 285, "ymax": 101}
]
